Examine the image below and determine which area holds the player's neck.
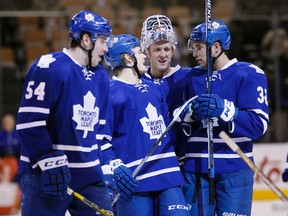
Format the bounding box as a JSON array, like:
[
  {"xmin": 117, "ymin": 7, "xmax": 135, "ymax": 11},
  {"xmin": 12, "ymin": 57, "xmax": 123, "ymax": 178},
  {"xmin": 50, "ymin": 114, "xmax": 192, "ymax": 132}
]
[
  {"xmin": 214, "ymin": 54, "xmax": 230, "ymax": 70},
  {"xmin": 149, "ymin": 67, "xmax": 170, "ymax": 78},
  {"xmin": 117, "ymin": 68, "xmax": 140, "ymax": 84}
]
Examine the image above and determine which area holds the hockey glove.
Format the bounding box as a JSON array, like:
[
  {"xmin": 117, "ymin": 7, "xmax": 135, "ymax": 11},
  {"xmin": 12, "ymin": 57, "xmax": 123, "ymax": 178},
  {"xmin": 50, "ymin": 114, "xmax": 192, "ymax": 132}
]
[
  {"xmin": 192, "ymin": 93, "xmax": 238, "ymax": 122},
  {"xmin": 173, "ymin": 98, "xmax": 197, "ymax": 123},
  {"xmin": 110, "ymin": 159, "xmax": 138, "ymax": 199},
  {"xmin": 38, "ymin": 151, "xmax": 71, "ymax": 199}
]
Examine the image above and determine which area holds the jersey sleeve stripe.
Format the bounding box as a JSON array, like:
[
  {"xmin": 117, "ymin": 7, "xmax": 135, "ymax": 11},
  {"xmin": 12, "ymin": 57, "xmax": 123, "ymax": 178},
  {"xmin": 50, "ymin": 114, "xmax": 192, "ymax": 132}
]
[
  {"xmin": 96, "ymin": 134, "xmax": 112, "ymax": 141},
  {"xmin": 18, "ymin": 106, "xmax": 50, "ymax": 114},
  {"xmin": 188, "ymin": 136, "xmax": 251, "ymax": 143},
  {"xmin": 136, "ymin": 167, "xmax": 180, "ymax": 180},
  {"xmin": 52, "ymin": 144, "xmax": 98, "ymax": 152},
  {"xmin": 99, "ymin": 119, "xmax": 106, "ymax": 125},
  {"xmin": 248, "ymin": 108, "xmax": 269, "ymax": 120},
  {"xmin": 68, "ymin": 159, "xmax": 100, "ymax": 168},
  {"xmin": 16, "ymin": 120, "xmax": 46, "ymax": 130},
  {"xmin": 125, "ymin": 152, "xmax": 176, "ymax": 168},
  {"xmin": 185, "ymin": 152, "xmax": 253, "ymax": 159},
  {"xmin": 100, "ymin": 143, "xmax": 112, "ymax": 151}
]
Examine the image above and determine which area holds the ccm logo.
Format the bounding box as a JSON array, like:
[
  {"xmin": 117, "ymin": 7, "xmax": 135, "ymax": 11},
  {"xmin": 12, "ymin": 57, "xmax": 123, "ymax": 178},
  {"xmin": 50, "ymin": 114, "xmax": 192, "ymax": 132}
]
[
  {"xmin": 38, "ymin": 155, "xmax": 68, "ymax": 171},
  {"xmin": 168, "ymin": 205, "xmax": 189, "ymax": 211},
  {"xmin": 44, "ymin": 158, "xmax": 68, "ymax": 167}
]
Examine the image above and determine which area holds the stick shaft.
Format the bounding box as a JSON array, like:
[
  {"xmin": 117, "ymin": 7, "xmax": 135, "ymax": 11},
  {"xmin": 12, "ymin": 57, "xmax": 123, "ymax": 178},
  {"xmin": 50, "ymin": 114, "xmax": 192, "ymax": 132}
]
[
  {"xmin": 205, "ymin": 0, "xmax": 215, "ymax": 205},
  {"xmin": 219, "ymin": 131, "xmax": 288, "ymax": 205}
]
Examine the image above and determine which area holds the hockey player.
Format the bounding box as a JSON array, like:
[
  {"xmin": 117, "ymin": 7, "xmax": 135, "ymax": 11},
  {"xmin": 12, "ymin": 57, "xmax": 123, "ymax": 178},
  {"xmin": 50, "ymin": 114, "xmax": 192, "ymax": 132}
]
[
  {"xmin": 178, "ymin": 20, "xmax": 269, "ymax": 215},
  {"xmin": 104, "ymin": 34, "xmax": 189, "ymax": 216},
  {"xmin": 140, "ymin": 14, "xmax": 193, "ymax": 164},
  {"xmin": 16, "ymin": 10, "xmax": 116, "ymax": 216}
]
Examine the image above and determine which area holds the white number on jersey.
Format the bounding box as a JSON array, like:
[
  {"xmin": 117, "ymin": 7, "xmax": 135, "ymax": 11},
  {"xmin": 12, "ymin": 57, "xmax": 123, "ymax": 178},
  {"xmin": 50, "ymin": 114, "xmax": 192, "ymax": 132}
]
[
  {"xmin": 25, "ymin": 81, "xmax": 46, "ymax": 101},
  {"xmin": 257, "ymin": 86, "xmax": 268, "ymax": 105}
]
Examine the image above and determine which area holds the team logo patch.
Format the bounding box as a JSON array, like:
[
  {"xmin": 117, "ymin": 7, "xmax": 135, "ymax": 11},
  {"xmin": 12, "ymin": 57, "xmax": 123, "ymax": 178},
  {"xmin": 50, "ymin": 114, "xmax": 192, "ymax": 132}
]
[
  {"xmin": 73, "ymin": 91, "xmax": 99, "ymax": 138},
  {"xmin": 140, "ymin": 103, "xmax": 166, "ymax": 140}
]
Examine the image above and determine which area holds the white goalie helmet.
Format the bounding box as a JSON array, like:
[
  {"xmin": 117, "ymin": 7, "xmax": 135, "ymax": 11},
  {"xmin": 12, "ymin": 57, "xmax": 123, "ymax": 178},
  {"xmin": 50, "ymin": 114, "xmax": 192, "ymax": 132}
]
[{"xmin": 140, "ymin": 14, "xmax": 177, "ymax": 53}]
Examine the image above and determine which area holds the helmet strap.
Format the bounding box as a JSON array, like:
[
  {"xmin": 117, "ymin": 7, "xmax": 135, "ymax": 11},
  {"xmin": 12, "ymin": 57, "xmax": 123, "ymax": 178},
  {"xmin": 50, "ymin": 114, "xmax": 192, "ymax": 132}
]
[
  {"xmin": 79, "ymin": 42, "xmax": 95, "ymax": 68},
  {"xmin": 122, "ymin": 57, "xmax": 141, "ymax": 79},
  {"xmin": 212, "ymin": 49, "xmax": 224, "ymax": 63}
]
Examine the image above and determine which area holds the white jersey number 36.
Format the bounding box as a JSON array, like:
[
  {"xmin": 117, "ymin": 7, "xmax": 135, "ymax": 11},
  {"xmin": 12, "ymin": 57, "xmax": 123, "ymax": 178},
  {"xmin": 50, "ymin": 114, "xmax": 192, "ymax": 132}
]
[{"xmin": 25, "ymin": 81, "xmax": 46, "ymax": 101}]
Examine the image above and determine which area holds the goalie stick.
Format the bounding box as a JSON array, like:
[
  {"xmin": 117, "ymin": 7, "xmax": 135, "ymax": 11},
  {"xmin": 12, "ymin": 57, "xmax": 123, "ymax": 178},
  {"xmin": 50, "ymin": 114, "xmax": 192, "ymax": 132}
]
[
  {"xmin": 205, "ymin": 0, "xmax": 215, "ymax": 205},
  {"xmin": 219, "ymin": 131, "xmax": 288, "ymax": 205},
  {"xmin": 67, "ymin": 187, "xmax": 113, "ymax": 216},
  {"xmin": 112, "ymin": 97, "xmax": 196, "ymax": 206}
]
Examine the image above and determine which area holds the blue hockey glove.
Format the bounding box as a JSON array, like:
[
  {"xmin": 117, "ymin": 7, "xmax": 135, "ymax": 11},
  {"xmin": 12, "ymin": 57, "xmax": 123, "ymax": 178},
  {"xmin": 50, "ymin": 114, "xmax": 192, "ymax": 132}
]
[
  {"xmin": 110, "ymin": 159, "xmax": 138, "ymax": 199},
  {"xmin": 37, "ymin": 151, "xmax": 71, "ymax": 199},
  {"xmin": 192, "ymin": 93, "xmax": 238, "ymax": 122}
]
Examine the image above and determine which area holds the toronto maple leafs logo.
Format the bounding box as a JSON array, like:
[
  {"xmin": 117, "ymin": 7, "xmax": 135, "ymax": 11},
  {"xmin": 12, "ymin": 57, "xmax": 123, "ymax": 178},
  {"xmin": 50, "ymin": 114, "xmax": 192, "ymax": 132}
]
[
  {"xmin": 134, "ymin": 83, "xmax": 149, "ymax": 92},
  {"xmin": 82, "ymin": 67, "xmax": 95, "ymax": 80},
  {"xmin": 37, "ymin": 54, "xmax": 56, "ymax": 68},
  {"xmin": 140, "ymin": 103, "xmax": 166, "ymax": 140},
  {"xmin": 206, "ymin": 70, "xmax": 222, "ymax": 82},
  {"xmin": 72, "ymin": 91, "xmax": 99, "ymax": 138}
]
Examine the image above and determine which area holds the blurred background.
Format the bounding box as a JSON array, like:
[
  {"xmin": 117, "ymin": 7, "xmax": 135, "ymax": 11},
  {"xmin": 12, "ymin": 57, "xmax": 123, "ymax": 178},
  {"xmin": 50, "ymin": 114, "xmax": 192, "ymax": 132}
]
[{"xmin": 0, "ymin": 1, "xmax": 287, "ymax": 215}]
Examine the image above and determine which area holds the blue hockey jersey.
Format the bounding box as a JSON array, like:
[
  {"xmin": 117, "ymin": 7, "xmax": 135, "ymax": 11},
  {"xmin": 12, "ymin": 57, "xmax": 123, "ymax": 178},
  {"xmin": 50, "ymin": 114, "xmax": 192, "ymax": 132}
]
[
  {"xmin": 183, "ymin": 58, "xmax": 269, "ymax": 173},
  {"xmin": 142, "ymin": 65, "xmax": 193, "ymax": 157},
  {"xmin": 106, "ymin": 77, "xmax": 184, "ymax": 192},
  {"xmin": 16, "ymin": 49, "xmax": 110, "ymax": 191}
]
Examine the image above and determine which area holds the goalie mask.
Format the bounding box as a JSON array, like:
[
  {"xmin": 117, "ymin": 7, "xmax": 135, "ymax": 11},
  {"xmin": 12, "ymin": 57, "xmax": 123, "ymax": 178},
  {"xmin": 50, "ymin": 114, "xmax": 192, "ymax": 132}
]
[
  {"xmin": 69, "ymin": 10, "xmax": 112, "ymax": 43},
  {"xmin": 104, "ymin": 34, "xmax": 140, "ymax": 70},
  {"xmin": 140, "ymin": 14, "xmax": 177, "ymax": 53},
  {"xmin": 187, "ymin": 20, "xmax": 231, "ymax": 53}
]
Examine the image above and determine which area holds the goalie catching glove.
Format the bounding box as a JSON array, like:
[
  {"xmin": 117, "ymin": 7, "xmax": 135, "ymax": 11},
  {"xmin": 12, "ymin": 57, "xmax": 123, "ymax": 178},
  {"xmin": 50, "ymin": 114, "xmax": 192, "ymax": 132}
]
[
  {"xmin": 37, "ymin": 150, "xmax": 71, "ymax": 199},
  {"xmin": 192, "ymin": 93, "xmax": 238, "ymax": 122},
  {"xmin": 109, "ymin": 159, "xmax": 138, "ymax": 199}
]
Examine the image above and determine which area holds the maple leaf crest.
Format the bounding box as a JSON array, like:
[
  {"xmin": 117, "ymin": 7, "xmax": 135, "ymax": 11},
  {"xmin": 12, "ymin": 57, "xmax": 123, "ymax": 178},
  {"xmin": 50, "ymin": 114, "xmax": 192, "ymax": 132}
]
[
  {"xmin": 37, "ymin": 54, "xmax": 56, "ymax": 68},
  {"xmin": 140, "ymin": 103, "xmax": 166, "ymax": 140},
  {"xmin": 72, "ymin": 91, "xmax": 99, "ymax": 138}
]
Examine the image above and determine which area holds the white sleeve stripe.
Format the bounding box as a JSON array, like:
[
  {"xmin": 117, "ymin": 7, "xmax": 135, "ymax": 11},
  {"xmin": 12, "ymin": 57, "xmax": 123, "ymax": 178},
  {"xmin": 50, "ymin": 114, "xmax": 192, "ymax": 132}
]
[
  {"xmin": 101, "ymin": 143, "xmax": 112, "ymax": 151},
  {"xmin": 53, "ymin": 144, "xmax": 98, "ymax": 152},
  {"xmin": 20, "ymin": 155, "xmax": 30, "ymax": 162},
  {"xmin": 18, "ymin": 106, "xmax": 50, "ymax": 114},
  {"xmin": 248, "ymin": 108, "xmax": 269, "ymax": 120},
  {"xmin": 68, "ymin": 159, "xmax": 100, "ymax": 168},
  {"xmin": 188, "ymin": 136, "xmax": 251, "ymax": 143},
  {"xmin": 260, "ymin": 116, "xmax": 268, "ymax": 134},
  {"xmin": 185, "ymin": 152, "xmax": 253, "ymax": 159},
  {"xmin": 125, "ymin": 152, "xmax": 176, "ymax": 168},
  {"xmin": 99, "ymin": 119, "xmax": 106, "ymax": 125},
  {"xmin": 16, "ymin": 120, "xmax": 46, "ymax": 130},
  {"xmin": 136, "ymin": 167, "xmax": 180, "ymax": 180},
  {"xmin": 96, "ymin": 134, "xmax": 112, "ymax": 141}
]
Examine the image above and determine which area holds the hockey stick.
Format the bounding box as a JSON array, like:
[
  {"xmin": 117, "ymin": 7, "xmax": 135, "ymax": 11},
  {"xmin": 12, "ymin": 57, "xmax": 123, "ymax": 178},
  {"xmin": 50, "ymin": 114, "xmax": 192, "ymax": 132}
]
[
  {"xmin": 112, "ymin": 97, "xmax": 196, "ymax": 206},
  {"xmin": 67, "ymin": 187, "xmax": 113, "ymax": 216},
  {"xmin": 219, "ymin": 131, "xmax": 288, "ymax": 205},
  {"xmin": 205, "ymin": 0, "xmax": 215, "ymax": 205}
]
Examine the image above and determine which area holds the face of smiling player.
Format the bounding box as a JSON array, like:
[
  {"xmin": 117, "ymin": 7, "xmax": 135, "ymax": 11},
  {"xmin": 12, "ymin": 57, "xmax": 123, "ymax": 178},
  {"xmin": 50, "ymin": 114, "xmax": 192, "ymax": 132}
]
[{"xmin": 147, "ymin": 41, "xmax": 174, "ymax": 78}]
